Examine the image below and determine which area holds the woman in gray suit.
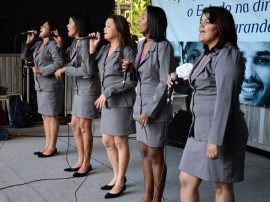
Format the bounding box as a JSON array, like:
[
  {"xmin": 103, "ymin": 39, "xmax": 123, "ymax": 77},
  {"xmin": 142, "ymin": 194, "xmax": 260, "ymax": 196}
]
[
  {"xmin": 55, "ymin": 13, "xmax": 101, "ymax": 177},
  {"xmin": 124, "ymin": 6, "xmax": 176, "ymax": 202},
  {"xmin": 21, "ymin": 20, "xmax": 64, "ymax": 158},
  {"xmin": 168, "ymin": 7, "xmax": 248, "ymax": 202},
  {"xmin": 89, "ymin": 15, "xmax": 136, "ymax": 199}
]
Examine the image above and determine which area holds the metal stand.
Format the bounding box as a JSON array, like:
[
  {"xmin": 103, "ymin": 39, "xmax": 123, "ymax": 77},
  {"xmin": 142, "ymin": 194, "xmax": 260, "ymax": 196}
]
[{"xmin": 22, "ymin": 60, "xmax": 33, "ymax": 103}]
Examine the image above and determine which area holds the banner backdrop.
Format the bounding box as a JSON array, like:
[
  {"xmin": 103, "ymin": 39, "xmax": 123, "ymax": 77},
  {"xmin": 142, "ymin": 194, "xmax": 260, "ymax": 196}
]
[
  {"xmin": 152, "ymin": 0, "xmax": 270, "ymax": 41},
  {"xmin": 152, "ymin": 0, "xmax": 270, "ymax": 107}
]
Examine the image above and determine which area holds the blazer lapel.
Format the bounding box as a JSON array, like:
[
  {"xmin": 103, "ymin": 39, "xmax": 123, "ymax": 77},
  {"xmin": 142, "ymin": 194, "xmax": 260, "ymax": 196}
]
[
  {"xmin": 98, "ymin": 45, "xmax": 109, "ymax": 66},
  {"xmin": 135, "ymin": 40, "xmax": 144, "ymax": 68},
  {"xmin": 189, "ymin": 45, "xmax": 224, "ymax": 83},
  {"xmin": 34, "ymin": 41, "xmax": 42, "ymax": 57},
  {"xmin": 104, "ymin": 46, "xmax": 119, "ymax": 65},
  {"xmin": 69, "ymin": 40, "xmax": 78, "ymax": 61},
  {"xmin": 137, "ymin": 40, "xmax": 157, "ymax": 67},
  {"xmin": 189, "ymin": 53, "xmax": 211, "ymax": 83},
  {"xmin": 34, "ymin": 41, "xmax": 50, "ymax": 63}
]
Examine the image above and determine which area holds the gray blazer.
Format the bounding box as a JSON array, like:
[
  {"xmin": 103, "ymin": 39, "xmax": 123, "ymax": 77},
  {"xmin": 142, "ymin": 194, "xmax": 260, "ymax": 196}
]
[
  {"xmin": 65, "ymin": 39, "xmax": 101, "ymax": 96},
  {"xmin": 21, "ymin": 40, "xmax": 64, "ymax": 92},
  {"xmin": 133, "ymin": 39, "xmax": 176, "ymax": 123},
  {"xmin": 188, "ymin": 42, "xmax": 248, "ymax": 145},
  {"xmin": 95, "ymin": 44, "xmax": 136, "ymax": 108}
]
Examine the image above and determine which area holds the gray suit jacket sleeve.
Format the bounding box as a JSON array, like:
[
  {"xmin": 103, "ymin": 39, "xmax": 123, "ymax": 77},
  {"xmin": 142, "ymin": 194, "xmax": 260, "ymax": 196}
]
[
  {"xmin": 65, "ymin": 40, "xmax": 96, "ymax": 77},
  {"xmin": 208, "ymin": 47, "xmax": 244, "ymax": 145},
  {"xmin": 21, "ymin": 42, "xmax": 32, "ymax": 60},
  {"xmin": 144, "ymin": 41, "xmax": 175, "ymax": 118}
]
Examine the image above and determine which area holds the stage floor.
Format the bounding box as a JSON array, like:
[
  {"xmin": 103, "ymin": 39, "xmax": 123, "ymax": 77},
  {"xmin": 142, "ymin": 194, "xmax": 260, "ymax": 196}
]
[{"xmin": 0, "ymin": 119, "xmax": 269, "ymax": 202}]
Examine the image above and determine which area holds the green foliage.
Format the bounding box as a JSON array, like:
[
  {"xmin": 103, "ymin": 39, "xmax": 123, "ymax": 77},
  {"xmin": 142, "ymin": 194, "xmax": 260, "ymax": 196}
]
[
  {"xmin": 114, "ymin": 0, "xmax": 151, "ymax": 38},
  {"xmin": 131, "ymin": 0, "xmax": 151, "ymax": 38}
]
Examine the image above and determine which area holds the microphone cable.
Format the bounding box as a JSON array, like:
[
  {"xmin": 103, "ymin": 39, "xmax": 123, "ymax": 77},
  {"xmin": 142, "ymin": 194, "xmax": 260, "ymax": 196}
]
[
  {"xmin": 155, "ymin": 71, "xmax": 178, "ymax": 202},
  {"xmin": 74, "ymin": 137, "xmax": 92, "ymax": 202},
  {"xmin": 0, "ymin": 124, "xmax": 94, "ymax": 198},
  {"xmin": 64, "ymin": 118, "xmax": 97, "ymax": 202},
  {"xmin": 0, "ymin": 176, "xmax": 74, "ymax": 192},
  {"xmin": 62, "ymin": 37, "xmax": 99, "ymax": 202},
  {"xmin": 152, "ymin": 89, "xmax": 169, "ymax": 202},
  {"xmin": 0, "ymin": 123, "xmax": 76, "ymax": 192}
]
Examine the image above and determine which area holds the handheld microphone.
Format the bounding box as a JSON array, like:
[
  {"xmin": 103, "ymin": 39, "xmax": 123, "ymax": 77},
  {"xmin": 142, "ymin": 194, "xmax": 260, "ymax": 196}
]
[
  {"xmin": 21, "ymin": 30, "xmax": 38, "ymax": 35},
  {"xmin": 77, "ymin": 32, "xmax": 100, "ymax": 40},
  {"xmin": 167, "ymin": 72, "xmax": 178, "ymax": 103},
  {"xmin": 123, "ymin": 72, "xmax": 128, "ymax": 84},
  {"xmin": 123, "ymin": 60, "xmax": 130, "ymax": 84},
  {"xmin": 77, "ymin": 35, "xmax": 97, "ymax": 40}
]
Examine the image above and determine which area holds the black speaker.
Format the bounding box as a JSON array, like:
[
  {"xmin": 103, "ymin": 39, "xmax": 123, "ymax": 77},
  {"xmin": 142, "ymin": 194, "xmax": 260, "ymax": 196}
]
[
  {"xmin": 168, "ymin": 109, "xmax": 192, "ymax": 148},
  {"xmin": 0, "ymin": 86, "xmax": 8, "ymax": 95}
]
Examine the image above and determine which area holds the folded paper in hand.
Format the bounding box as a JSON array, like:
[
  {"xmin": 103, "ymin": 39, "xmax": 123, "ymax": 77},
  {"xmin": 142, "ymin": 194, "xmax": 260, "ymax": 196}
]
[{"xmin": 176, "ymin": 63, "xmax": 193, "ymax": 80}]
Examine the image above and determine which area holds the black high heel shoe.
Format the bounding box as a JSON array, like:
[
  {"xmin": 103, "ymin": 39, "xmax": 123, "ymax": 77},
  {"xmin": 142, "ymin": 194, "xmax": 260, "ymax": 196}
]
[
  {"xmin": 33, "ymin": 151, "xmax": 42, "ymax": 155},
  {"xmin": 38, "ymin": 149, "xmax": 57, "ymax": 158},
  {"xmin": 104, "ymin": 184, "xmax": 126, "ymax": 199},
  {"xmin": 100, "ymin": 184, "xmax": 114, "ymax": 190},
  {"xmin": 64, "ymin": 167, "xmax": 81, "ymax": 172},
  {"xmin": 101, "ymin": 177, "xmax": 127, "ymax": 190},
  {"xmin": 73, "ymin": 165, "xmax": 92, "ymax": 177}
]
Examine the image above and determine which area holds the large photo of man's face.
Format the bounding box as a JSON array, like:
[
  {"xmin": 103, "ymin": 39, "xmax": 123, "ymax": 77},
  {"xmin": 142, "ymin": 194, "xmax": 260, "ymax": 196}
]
[
  {"xmin": 184, "ymin": 42, "xmax": 203, "ymax": 64},
  {"xmin": 239, "ymin": 42, "xmax": 270, "ymax": 107}
]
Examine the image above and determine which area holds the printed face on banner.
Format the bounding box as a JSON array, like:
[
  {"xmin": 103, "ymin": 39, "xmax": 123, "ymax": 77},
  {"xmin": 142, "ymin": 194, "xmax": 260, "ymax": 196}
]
[
  {"xmin": 239, "ymin": 42, "xmax": 270, "ymax": 107},
  {"xmin": 184, "ymin": 42, "xmax": 204, "ymax": 64},
  {"xmin": 170, "ymin": 41, "xmax": 204, "ymax": 66}
]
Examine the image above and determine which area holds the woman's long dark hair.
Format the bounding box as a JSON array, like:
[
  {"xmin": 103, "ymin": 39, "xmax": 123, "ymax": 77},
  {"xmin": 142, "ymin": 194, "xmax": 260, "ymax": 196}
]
[
  {"xmin": 69, "ymin": 13, "xmax": 92, "ymax": 37},
  {"xmin": 147, "ymin": 5, "xmax": 167, "ymax": 42},
  {"xmin": 107, "ymin": 14, "xmax": 137, "ymax": 62},
  {"xmin": 202, "ymin": 6, "xmax": 238, "ymax": 52},
  {"xmin": 46, "ymin": 20, "xmax": 59, "ymax": 33}
]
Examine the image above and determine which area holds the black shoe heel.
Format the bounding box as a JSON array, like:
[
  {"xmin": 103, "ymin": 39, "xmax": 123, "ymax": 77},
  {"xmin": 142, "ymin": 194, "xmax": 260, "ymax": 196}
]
[
  {"xmin": 101, "ymin": 176, "xmax": 127, "ymax": 190},
  {"xmin": 101, "ymin": 184, "xmax": 114, "ymax": 190},
  {"xmin": 64, "ymin": 167, "xmax": 80, "ymax": 172},
  {"xmin": 73, "ymin": 165, "xmax": 92, "ymax": 177},
  {"xmin": 33, "ymin": 151, "xmax": 42, "ymax": 155},
  {"xmin": 38, "ymin": 148, "xmax": 57, "ymax": 158},
  {"xmin": 104, "ymin": 184, "xmax": 126, "ymax": 199}
]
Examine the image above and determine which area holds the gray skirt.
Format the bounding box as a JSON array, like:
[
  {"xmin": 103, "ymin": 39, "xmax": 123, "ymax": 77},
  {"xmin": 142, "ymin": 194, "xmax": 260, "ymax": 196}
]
[
  {"xmin": 179, "ymin": 137, "xmax": 246, "ymax": 183},
  {"xmin": 37, "ymin": 91, "xmax": 63, "ymax": 116},
  {"xmin": 72, "ymin": 94, "xmax": 100, "ymax": 119},
  {"xmin": 101, "ymin": 107, "xmax": 135, "ymax": 136},
  {"xmin": 136, "ymin": 122, "xmax": 167, "ymax": 147}
]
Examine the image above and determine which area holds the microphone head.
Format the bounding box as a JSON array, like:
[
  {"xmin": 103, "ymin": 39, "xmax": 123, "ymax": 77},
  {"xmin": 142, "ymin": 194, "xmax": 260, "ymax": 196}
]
[
  {"xmin": 77, "ymin": 32, "xmax": 101, "ymax": 40},
  {"xmin": 21, "ymin": 30, "xmax": 38, "ymax": 35},
  {"xmin": 170, "ymin": 72, "xmax": 178, "ymax": 81}
]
